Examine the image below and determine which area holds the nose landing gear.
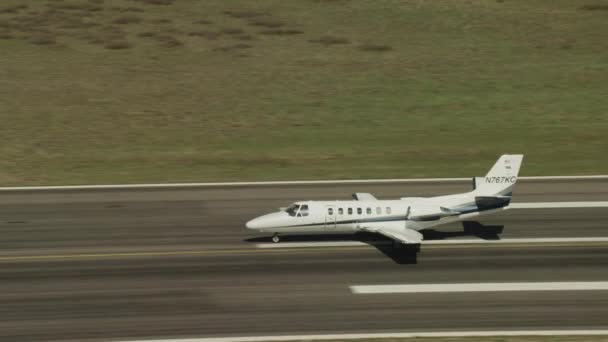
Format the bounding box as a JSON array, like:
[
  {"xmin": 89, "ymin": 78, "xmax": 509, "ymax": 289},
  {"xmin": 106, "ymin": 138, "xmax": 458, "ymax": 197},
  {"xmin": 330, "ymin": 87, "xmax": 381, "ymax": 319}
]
[{"xmin": 272, "ymin": 233, "xmax": 281, "ymax": 243}]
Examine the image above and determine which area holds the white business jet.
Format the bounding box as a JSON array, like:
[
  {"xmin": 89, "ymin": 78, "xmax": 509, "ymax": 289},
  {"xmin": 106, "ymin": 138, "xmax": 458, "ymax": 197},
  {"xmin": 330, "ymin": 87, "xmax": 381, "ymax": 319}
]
[{"xmin": 246, "ymin": 154, "xmax": 523, "ymax": 245}]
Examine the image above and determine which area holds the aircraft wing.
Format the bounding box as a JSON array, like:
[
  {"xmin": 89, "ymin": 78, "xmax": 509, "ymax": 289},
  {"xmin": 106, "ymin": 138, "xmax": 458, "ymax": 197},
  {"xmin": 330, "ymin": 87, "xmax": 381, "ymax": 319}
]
[{"xmin": 362, "ymin": 226, "xmax": 423, "ymax": 244}]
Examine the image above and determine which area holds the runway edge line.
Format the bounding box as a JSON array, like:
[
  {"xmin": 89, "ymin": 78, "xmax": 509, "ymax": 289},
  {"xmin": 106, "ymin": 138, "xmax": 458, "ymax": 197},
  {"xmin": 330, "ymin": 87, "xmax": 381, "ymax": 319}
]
[
  {"xmin": 256, "ymin": 237, "xmax": 608, "ymax": 249},
  {"xmin": 112, "ymin": 330, "xmax": 608, "ymax": 342},
  {"xmin": 1, "ymin": 175, "xmax": 607, "ymax": 191},
  {"xmin": 350, "ymin": 281, "xmax": 608, "ymax": 294}
]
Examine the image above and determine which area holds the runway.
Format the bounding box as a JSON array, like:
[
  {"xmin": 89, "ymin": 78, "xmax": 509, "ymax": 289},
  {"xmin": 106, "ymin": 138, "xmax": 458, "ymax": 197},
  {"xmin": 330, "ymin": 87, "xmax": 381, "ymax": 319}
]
[{"xmin": 0, "ymin": 178, "xmax": 607, "ymax": 341}]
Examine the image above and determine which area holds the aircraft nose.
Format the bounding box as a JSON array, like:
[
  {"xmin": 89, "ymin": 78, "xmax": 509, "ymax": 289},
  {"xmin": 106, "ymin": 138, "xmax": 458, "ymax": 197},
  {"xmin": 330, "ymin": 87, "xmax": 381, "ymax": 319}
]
[
  {"xmin": 246, "ymin": 212, "xmax": 285, "ymax": 230},
  {"xmin": 246, "ymin": 218, "xmax": 260, "ymax": 230}
]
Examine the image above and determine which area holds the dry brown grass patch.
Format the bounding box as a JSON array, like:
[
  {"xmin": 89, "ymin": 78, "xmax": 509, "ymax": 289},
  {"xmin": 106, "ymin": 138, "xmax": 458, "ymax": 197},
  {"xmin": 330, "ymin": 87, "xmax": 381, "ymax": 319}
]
[
  {"xmin": 231, "ymin": 34, "xmax": 254, "ymax": 40},
  {"xmin": 149, "ymin": 18, "xmax": 171, "ymax": 24},
  {"xmin": 56, "ymin": 17, "xmax": 99, "ymax": 29},
  {"xmin": 248, "ymin": 19, "xmax": 284, "ymax": 28},
  {"xmin": 153, "ymin": 34, "xmax": 183, "ymax": 47},
  {"xmin": 0, "ymin": 32, "xmax": 14, "ymax": 39},
  {"xmin": 308, "ymin": 35, "xmax": 349, "ymax": 45},
  {"xmin": 188, "ymin": 30, "xmax": 220, "ymax": 39},
  {"xmin": 47, "ymin": 2, "xmax": 102, "ymax": 12},
  {"xmin": 358, "ymin": 44, "xmax": 392, "ymax": 52},
  {"xmin": 100, "ymin": 25, "xmax": 126, "ymax": 34},
  {"xmin": 580, "ymin": 4, "xmax": 608, "ymax": 10},
  {"xmin": 223, "ymin": 10, "xmax": 267, "ymax": 19},
  {"xmin": 221, "ymin": 28, "xmax": 245, "ymax": 35},
  {"xmin": 113, "ymin": 15, "xmax": 142, "ymax": 24},
  {"xmin": 137, "ymin": 31, "xmax": 157, "ymax": 37},
  {"xmin": 259, "ymin": 29, "xmax": 303, "ymax": 36},
  {"xmin": 163, "ymin": 27, "xmax": 183, "ymax": 34},
  {"xmin": 0, "ymin": 5, "xmax": 28, "ymax": 14},
  {"xmin": 111, "ymin": 6, "xmax": 145, "ymax": 12},
  {"xmin": 28, "ymin": 35, "xmax": 56, "ymax": 45},
  {"xmin": 87, "ymin": 36, "xmax": 105, "ymax": 45},
  {"xmin": 89, "ymin": 26, "xmax": 127, "ymax": 44},
  {"xmin": 104, "ymin": 40, "xmax": 133, "ymax": 49},
  {"xmin": 213, "ymin": 43, "xmax": 252, "ymax": 52},
  {"xmin": 130, "ymin": 0, "xmax": 174, "ymax": 5}
]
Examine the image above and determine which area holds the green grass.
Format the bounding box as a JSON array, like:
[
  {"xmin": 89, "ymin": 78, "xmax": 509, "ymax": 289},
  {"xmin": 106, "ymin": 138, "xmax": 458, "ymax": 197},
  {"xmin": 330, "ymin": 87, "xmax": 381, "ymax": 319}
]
[{"xmin": 1, "ymin": 0, "xmax": 607, "ymax": 185}]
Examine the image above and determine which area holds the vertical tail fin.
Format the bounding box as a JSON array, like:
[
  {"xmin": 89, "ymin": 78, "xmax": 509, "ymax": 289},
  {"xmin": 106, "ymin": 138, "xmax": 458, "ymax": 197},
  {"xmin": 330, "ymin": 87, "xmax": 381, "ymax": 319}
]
[{"xmin": 473, "ymin": 154, "xmax": 524, "ymax": 196}]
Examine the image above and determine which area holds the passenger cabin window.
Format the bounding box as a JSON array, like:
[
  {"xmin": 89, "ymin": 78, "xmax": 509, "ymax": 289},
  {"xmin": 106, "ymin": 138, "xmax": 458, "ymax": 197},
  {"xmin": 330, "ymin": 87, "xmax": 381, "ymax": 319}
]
[
  {"xmin": 338, "ymin": 208, "xmax": 343, "ymax": 215},
  {"xmin": 366, "ymin": 208, "xmax": 372, "ymax": 215},
  {"xmin": 357, "ymin": 208, "xmax": 362, "ymax": 215},
  {"xmin": 376, "ymin": 207, "xmax": 381, "ymax": 214},
  {"xmin": 386, "ymin": 207, "xmax": 392, "ymax": 214},
  {"xmin": 348, "ymin": 208, "xmax": 353, "ymax": 215},
  {"xmin": 328, "ymin": 208, "xmax": 334, "ymax": 215}
]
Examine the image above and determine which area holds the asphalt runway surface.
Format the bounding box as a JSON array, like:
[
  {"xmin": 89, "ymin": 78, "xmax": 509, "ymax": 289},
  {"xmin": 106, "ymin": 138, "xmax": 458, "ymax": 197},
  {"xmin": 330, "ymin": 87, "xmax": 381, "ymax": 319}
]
[{"xmin": 0, "ymin": 178, "xmax": 607, "ymax": 342}]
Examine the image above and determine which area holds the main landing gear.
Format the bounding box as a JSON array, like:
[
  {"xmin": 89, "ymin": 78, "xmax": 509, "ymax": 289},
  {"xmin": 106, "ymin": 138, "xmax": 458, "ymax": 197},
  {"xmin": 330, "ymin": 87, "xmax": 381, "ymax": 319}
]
[{"xmin": 272, "ymin": 233, "xmax": 281, "ymax": 243}]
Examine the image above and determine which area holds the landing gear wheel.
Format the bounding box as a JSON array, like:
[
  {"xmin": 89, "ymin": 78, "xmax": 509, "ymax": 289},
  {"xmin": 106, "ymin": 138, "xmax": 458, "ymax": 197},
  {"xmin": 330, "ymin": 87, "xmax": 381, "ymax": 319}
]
[{"xmin": 272, "ymin": 234, "xmax": 280, "ymax": 243}]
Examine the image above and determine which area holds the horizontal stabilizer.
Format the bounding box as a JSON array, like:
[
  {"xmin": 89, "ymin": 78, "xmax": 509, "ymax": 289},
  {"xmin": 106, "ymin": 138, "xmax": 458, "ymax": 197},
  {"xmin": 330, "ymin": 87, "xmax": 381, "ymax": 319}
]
[
  {"xmin": 440, "ymin": 206, "xmax": 459, "ymax": 214},
  {"xmin": 352, "ymin": 193, "xmax": 377, "ymax": 201},
  {"xmin": 475, "ymin": 196, "xmax": 511, "ymax": 211},
  {"xmin": 408, "ymin": 206, "xmax": 459, "ymax": 221}
]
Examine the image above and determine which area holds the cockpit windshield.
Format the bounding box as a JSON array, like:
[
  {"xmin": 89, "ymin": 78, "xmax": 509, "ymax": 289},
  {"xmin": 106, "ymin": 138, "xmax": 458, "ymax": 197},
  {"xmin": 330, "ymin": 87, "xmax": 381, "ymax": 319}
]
[
  {"xmin": 286, "ymin": 204, "xmax": 300, "ymax": 217},
  {"xmin": 286, "ymin": 203, "xmax": 309, "ymax": 217}
]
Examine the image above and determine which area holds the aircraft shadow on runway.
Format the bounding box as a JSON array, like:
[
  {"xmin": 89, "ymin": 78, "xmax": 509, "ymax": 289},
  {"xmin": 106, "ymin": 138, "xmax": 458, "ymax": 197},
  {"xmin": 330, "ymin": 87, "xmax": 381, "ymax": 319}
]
[
  {"xmin": 371, "ymin": 221, "xmax": 505, "ymax": 265},
  {"xmin": 244, "ymin": 221, "xmax": 504, "ymax": 265},
  {"xmin": 422, "ymin": 221, "xmax": 504, "ymax": 241}
]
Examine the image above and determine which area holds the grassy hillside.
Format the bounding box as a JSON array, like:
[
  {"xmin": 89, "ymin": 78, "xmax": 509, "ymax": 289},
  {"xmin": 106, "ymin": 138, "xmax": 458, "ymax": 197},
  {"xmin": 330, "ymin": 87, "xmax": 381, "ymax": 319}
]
[{"xmin": 1, "ymin": 0, "xmax": 607, "ymax": 185}]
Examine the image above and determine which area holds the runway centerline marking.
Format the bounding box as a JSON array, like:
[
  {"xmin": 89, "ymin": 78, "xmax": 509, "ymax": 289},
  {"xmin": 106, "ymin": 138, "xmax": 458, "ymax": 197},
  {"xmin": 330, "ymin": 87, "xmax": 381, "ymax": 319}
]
[
  {"xmin": 350, "ymin": 281, "xmax": 608, "ymax": 294},
  {"xmin": 111, "ymin": 330, "xmax": 608, "ymax": 342},
  {"xmin": 256, "ymin": 237, "xmax": 608, "ymax": 249},
  {"xmin": 0, "ymin": 245, "xmax": 415, "ymax": 262},
  {"xmin": 0, "ymin": 248, "xmax": 308, "ymax": 262},
  {"xmin": 4, "ymin": 237, "xmax": 608, "ymax": 262},
  {"xmin": 510, "ymin": 201, "xmax": 608, "ymax": 208},
  {"xmin": 258, "ymin": 241, "xmax": 388, "ymax": 248}
]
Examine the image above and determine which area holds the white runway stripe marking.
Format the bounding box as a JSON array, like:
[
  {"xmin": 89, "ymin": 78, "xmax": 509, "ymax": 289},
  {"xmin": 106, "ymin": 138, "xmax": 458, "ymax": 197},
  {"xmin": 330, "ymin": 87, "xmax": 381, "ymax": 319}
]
[
  {"xmin": 1, "ymin": 175, "xmax": 606, "ymax": 191},
  {"xmin": 511, "ymin": 201, "xmax": 608, "ymax": 208},
  {"xmin": 425, "ymin": 237, "xmax": 608, "ymax": 244},
  {"xmin": 112, "ymin": 330, "xmax": 608, "ymax": 342},
  {"xmin": 256, "ymin": 237, "xmax": 608, "ymax": 248},
  {"xmin": 257, "ymin": 241, "xmax": 385, "ymax": 248},
  {"xmin": 350, "ymin": 282, "xmax": 608, "ymax": 294}
]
